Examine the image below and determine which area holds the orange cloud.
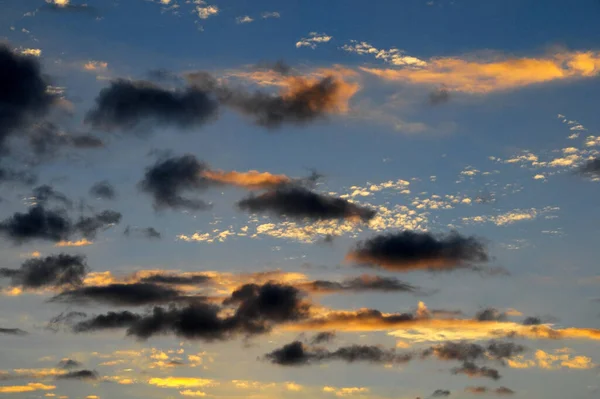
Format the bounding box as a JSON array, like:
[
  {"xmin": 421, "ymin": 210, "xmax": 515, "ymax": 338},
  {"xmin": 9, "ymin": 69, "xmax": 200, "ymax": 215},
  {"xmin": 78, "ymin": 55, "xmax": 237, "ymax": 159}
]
[
  {"xmin": 361, "ymin": 50, "xmax": 600, "ymax": 93},
  {"xmin": 55, "ymin": 239, "xmax": 93, "ymax": 247},
  {"xmin": 201, "ymin": 170, "xmax": 291, "ymax": 189},
  {"xmin": 148, "ymin": 377, "xmax": 216, "ymax": 389},
  {"xmin": 0, "ymin": 383, "xmax": 55, "ymax": 393}
]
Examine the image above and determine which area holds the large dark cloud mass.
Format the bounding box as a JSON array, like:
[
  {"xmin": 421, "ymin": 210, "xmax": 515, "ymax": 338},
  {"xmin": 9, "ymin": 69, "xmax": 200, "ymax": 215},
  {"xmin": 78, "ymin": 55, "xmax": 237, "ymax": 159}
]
[
  {"xmin": 85, "ymin": 79, "xmax": 219, "ymax": 131},
  {"xmin": 347, "ymin": 231, "xmax": 489, "ymax": 272},
  {"xmin": 0, "ymin": 205, "xmax": 121, "ymax": 243},
  {"xmin": 0, "ymin": 254, "xmax": 88, "ymax": 289},
  {"xmin": 0, "ymin": 45, "xmax": 55, "ymax": 152},
  {"xmin": 265, "ymin": 341, "xmax": 412, "ymax": 366},
  {"xmin": 51, "ymin": 283, "xmax": 192, "ymax": 306},
  {"xmin": 72, "ymin": 311, "xmax": 141, "ymax": 333},
  {"xmin": 237, "ymin": 186, "xmax": 376, "ymax": 222},
  {"xmin": 139, "ymin": 154, "xmax": 212, "ymax": 211}
]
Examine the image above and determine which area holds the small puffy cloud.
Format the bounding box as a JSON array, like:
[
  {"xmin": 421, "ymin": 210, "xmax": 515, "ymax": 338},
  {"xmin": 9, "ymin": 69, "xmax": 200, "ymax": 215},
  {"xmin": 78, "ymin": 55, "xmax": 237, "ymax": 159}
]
[
  {"xmin": 148, "ymin": 377, "xmax": 216, "ymax": 389},
  {"xmin": 296, "ymin": 32, "xmax": 333, "ymax": 49},
  {"xmin": 196, "ymin": 2, "xmax": 219, "ymax": 19},
  {"xmin": 236, "ymin": 16, "xmax": 253, "ymax": 24},
  {"xmin": 83, "ymin": 61, "xmax": 108, "ymax": 71},
  {"xmin": 261, "ymin": 12, "xmax": 280, "ymax": 19},
  {"xmin": 341, "ymin": 40, "xmax": 427, "ymax": 67}
]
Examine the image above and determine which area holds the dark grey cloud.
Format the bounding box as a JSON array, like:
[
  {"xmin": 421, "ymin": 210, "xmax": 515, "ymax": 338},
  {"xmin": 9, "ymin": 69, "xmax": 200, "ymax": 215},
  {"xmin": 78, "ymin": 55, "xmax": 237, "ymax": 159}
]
[
  {"xmin": 475, "ymin": 308, "xmax": 507, "ymax": 322},
  {"xmin": 310, "ymin": 331, "xmax": 336, "ymax": 345},
  {"xmin": 0, "ymin": 327, "xmax": 28, "ymax": 336},
  {"xmin": 89, "ymin": 181, "xmax": 116, "ymax": 200},
  {"xmin": 124, "ymin": 225, "xmax": 161, "ymax": 240},
  {"xmin": 85, "ymin": 79, "xmax": 219, "ymax": 131},
  {"xmin": 522, "ymin": 316, "xmax": 542, "ymax": 325},
  {"xmin": 32, "ymin": 185, "xmax": 73, "ymax": 208},
  {"xmin": 465, "ymin": 386, "xmax": 515, "ymax": 395},
  {"xmin": 72, "ymin": 311, "xmax": 141, "ymax": 333},
  {"xmin": 0, "ymin": 205, "xmax": 121, "ymax": 243},
  {"xmin": 55, "ymin": 369, "xmax": 98, "ymax": 381},
  {"xmin": 452, "ymin": 362, "xmax": 501, "ymax": 380},
  {"xmin": 139, "ymin": 154, "xmax": 212, "ymax": 211},
  {"xmin": 46, "ymin": 311, "xmax": 87, "ymax": 332},
  {"xmin": 0, "ymin": 254, "xmax": 87, "ymax": 289},
  {"xmin": 237, "ymin": 186, "xmax": 376, "ymax": 222},
  {"xmin": 431, "ymin": 390, "xmax": 451, "ymax": 397},
  {"xmin": 428, "ymin": 86, "xmax": 450, "ymax": 105},
  {"xmin": 576, "ymin": 158, "xmax": 600, "ymax": 178},
  {"xmin": 51, "ymin": 283, "xmax": 192, "ymax": 306},
  {"xmin": 58, "ymin": 359, "xmax": 82, "ymax": 369},
  {"xmin": 347, "ymin": 231, "xmax": 489, "ymax": 272},
  {"xmin": 304, "ymin": 275, "xmax": 418, "ymax": 294},
  {"xmin": 28, "ymin": 122, "xmax": 104, "ymax": 156},
  {"xmin": 139, "ymin": 273, "xmax": 210, "ymax": 285},
  {"xmin": 265, "ymin": 341, "xmax": 412, "ymax": 366},
  {"xmin": 422, "ymin": 341, "xmax": 525, "ymax": 364},
  {"xmin": 0, "ymin": 45, "xmax": 55, "ymax": 152},
  {"xmin": 0, "ymin": 166, "xmax": 37, "ymax": 185}
]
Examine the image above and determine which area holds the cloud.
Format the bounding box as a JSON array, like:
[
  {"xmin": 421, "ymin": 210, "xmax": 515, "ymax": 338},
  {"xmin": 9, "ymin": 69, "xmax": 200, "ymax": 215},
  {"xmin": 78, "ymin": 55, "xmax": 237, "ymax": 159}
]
[
  {"xmin": 346, "ymin": 231, "xmax": 489, "ymax": 272},
  {"xmin": 264, "ymin": 341, "xmax": 412, "ymax": 366},
  {"xmin": 299, "ymin": 275, "xmax": 419, "ymax": 294},
  {"xmin": 236, "ymin": 16, "xmax": 253, "ymax": 24},
  {"xmin": 124, "ymin": 226, "xmax": 161, "ymax": 239},
  {"xmin": 428, "ymin": 86, "xmax": 450, "ymax": 105},
  {"xmin": 200, "ymin": 170, "xmax": 290, "ymax": 189},
  {"xmin": 261, "ymin": 12, "xmax": 280, "ymax": 19},
  {"xmin": 148, "ymin": 377, "xmax": 215, "ymax": 389},
  {"xmin": 57, "ymin": 359, "xmax": 82, "ymax": 369},
  {"xmin": 27, "ymin": 122, "xmax": 104, "ymax": 156},
  {"xmin": 310, "ymin": 331, "xmax": 336, "ymax": 345},
  {"xmin": 196, "ymin": 2, "xmax": 219, "ymax": 19},
  {"xmin": 51, "ymin": 283, "xmax": 192, "ymax": 306},
  {"xmin": 138, "ymin": 273, "xmax": 210, "ymax": 285},
  {"xmin": 32, "ymin": 185, "xmax": 72, "ymax": 208},
  {"xmin": 0, "ymin": 327, "xmax": 28, "ymax": 336},
  {"xmin": 422, "ymin": 341, "xmax": 525, "ymax": 363},
  {"xmin": 72, "ymin": 311, "xmax": 141, "ymax": 333},
  {"xmin": 89, "ymin": 181, "xmax": 116, "ymax": 200},
  {"xmin": 139, "ymin": 154, "xmax": 213, "ymax": 211},
  {"xmin": 0, "ymin": 383, "xmax": 55, "ymax": 393},
  {"xmin": 0, "ymin": 166, "xmax": 37, "ymax": 185},
  {"xmin": 431, "ymin": 390, "xmax": 451, "ymax": 397},
  {"xmin": 0, "ymin": 44, "xmax": 56, "ymax": 152},
  {"xmin": 0, "ymin": 254, "xmax": 88, "ymax": 289},
  {"xmin": 360, "ymin": 50, "xmax": 600, "ymax": 93},
  {"xmin": 237, "ymin": 186, "xmax": 376, "ymax": 222},
  {"xmin": 0, "ymin": 205, "xmax": 121, "ymax": 244},
  {"xmin": 42, "ymin": 0, "xmax": 97, "ymax": 14},
  {"xmin": 475, "ymin": 308, "xmax": 508, "ymax": 322},
  {"xmin": 341, "ymin": 40, "xmax": 427, "ymax": 67},
  {"xmin": 452, "ymin": 362, "xmax": 501, "ymax": 380},
  {"xmin": 296, "ymin": 32, "xmax": 332, "ymax": 49},
  {"xmin": 576, "ymin": 158, "xmax": 600, "ymax": 177},
  {"xmin": 55, "ymin": 369, "xmax": 98, "ymax": 380},
  {"xmin": 85, "ymin": 79, "xmax": 219, "ymax": 131},
  {"xmin": 465, "ymin": 386, "xmax": 515, "ymax": 395}
]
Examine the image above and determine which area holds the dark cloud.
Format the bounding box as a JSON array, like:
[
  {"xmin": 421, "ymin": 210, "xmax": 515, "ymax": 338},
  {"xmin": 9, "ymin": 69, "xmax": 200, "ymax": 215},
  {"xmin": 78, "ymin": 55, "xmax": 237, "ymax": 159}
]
[
  {"xmin": 0, "ymin": 254, "xmax": 87, "ymax": 289},
  {"xmin": 124, "ymin": 225, "xmax": 161, "ymax": 239},
  {"xmin": 265, "ymin": 341, "xmax": 412, "ymax": 366},
  {"xmin": 237, "ymin": 186, "xmax": 376, "ymax": 222},
  {"xmin": 494, "ymin": 387, "xmax": 515, "ymax": 395},
  {"xmin": 0, "ymin": 205, "xmax": 121, "ymax": 243},
  {"xmin": 139, "ymin": 154, "xmax": 212, "ymax": 211},
  {"xmin": 254, "ymin": 60, "xmax": 293, "ymax": 75},
  {"xmin": 56, "ymin": 370, "xmax": 98, "ymax": 381},
  {"xmin": 0, "ymin": 166, "xmax": 37, "ymax": 185},
  {"xmin": 431, "ymin": 390, "xmax": 451, "ymax": 397},
  {"xmin": 46, "ymin": 311, "xmax": 87, "ymax": 332},
  {"xmin": 139, "ymin": 273, "xmax": 210, "ymax": 285},
  {"xmin": 51, "ymin": 283, "xmax": 192, "ymax": 306},
  {"xmin": 475, "ymin": 308, "xmax": 507, "ymax": 322},
  {"xmin": 85, "ymin": 79, "xmax": 219, "ymax": 131},
  {"xmin": 465, "ymin": 386, "xmax": 515, "ymax": 395},
  {"xmin": 28, "ymin": 122, "xmax": 104, "ymax": 156},
  {"xmin": 453, "ymin": 362, "xmax": 501, "ymax": 380},
  {"xmin": 89, "ymin": 181, "xmax": 116, "ymax": 200},
  {"xmin": 423, "ymin": 341, "xmax": 525, "ymax": 364},
  {"xmin": 577, "ymin": 158, "xmax": 600, "ymax": 178},
  {"xmin": 310, "ymin": 331, "xmax": 336, "ymax": 345},
  {"xmin": 0, "ymin": 45, "xmax": 55, "ymax": 152},
  {"xmin": 304, "ymin": 275, "xmax": 418, "ymax": 294},
  {"xmin": 73, "ymin": 311, "xmax": 141, "ymax": 333},
  {"xmin": 32, "ymin": 184, "xmax": 73, "ymax": 208},
  {"xmin": 58, "ymin": 359, "xmax": 82, "ymax": 369},
  {"xmin": 0, "ymin": 327, "xmax": 28, "ymax": 336},
  {"xmin": 522, "ymin": 316, "xmax": 542, "ymax": 325},
  {"xmin": 428, "ymin": 86, "xmax": 450, "ymax": 105},
  {"xmin": 346, "ymin": 231, "xmax": 489, "ymax": 272}
]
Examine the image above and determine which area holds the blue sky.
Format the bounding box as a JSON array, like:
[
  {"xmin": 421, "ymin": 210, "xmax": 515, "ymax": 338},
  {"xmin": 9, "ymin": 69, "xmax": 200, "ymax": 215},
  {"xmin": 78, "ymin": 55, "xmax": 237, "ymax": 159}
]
[{"xmin": 1, "ymin": 1, "xmax": 600, "ymax": 398}]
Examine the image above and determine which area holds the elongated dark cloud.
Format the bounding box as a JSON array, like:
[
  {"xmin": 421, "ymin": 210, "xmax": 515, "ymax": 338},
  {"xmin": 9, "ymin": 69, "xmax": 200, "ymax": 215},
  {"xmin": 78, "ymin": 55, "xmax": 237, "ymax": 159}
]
[
  {"xmin": 465, "ymin": 386, "xmax": 515, "ymax": 395},
  {"xmin": 422, "ymin": 341, "xmax": 525, "ymax": 363},
  {"xmin": 32, "ymin": 185, "xmax": 72, "ymax": 208},
  {"xmin": 310, "ymin": 331, "xmax": 336, "ymax": 344},
  {"xmin": 0, "ymin": 45, "xmax": 55, "ymax": 152},
  {"xmin": 28, "ymin": 122, "xmax": 104, "ymax": 156},
  {"xmin": 0, "ymin": 327, "xmax": 28, "ymax": 336},
  {"xmin": 0, "ymin": 166, "xmax": 36, "ymax": 185},
  {"xmin": 56, "ymin": 370, "xmax": 98, "ymax": 381},
  {"xmin": 124, "ymin": 226, "xmax": 161, "ymax": 239},
  {"xmin": 475, "ymin": 308, "xmax": 507, "ymax": 322},
  {"xmin": 73, "ymin": 311, "xmax": 141, "ymax": 333},
  {"xmin": 453, "ymin": 362, "xmax": 501, "ymax": 380},
  {"xmin": 58, "ymin": 359, "xmax": 82, "ymax": 369},
  {"xmin": 139, "ymin": 273, "xmax": 210, "ymax": 285},
  {"xmin": 237, "ymin": 186, "xmax": 376, "ymax": 222},
  {"xmin": 51, "ymin": 283, "xmax": 190, "ymax": 306},
  {"xmin": 264, "ymin": 341, "xmax": 412, "ymax": 366},
  {"xmin": 0, "ymin": 254, "xmax": 87, "ymax": 289},
  {"xmin": 85, "ymin": 79, "xmax": 219, "ymax": 131},
  {"xmin": 431, "ymin": 390, "xmax": 451, "ymax": 397},
  {"xmin": 346, "ymin": 231, "xmax": 489, "ymax": 272},
  {"xmin": 89, "ymin": 181, "xmax": 116, "ymax": 200},
  {"xmin": 577, "ymin": 158, "xmax": 600, "ymax": 177},
  {"xmin": 0, "ymin": 205, "xmax": 121, "ymax": 243},
  {"xmin": 302, "ymin": 275, "xmax": 418, "ymax": 294},
  {"xmin": 139, "ymin": 154, "xmax": 212, "ymax": 211}
]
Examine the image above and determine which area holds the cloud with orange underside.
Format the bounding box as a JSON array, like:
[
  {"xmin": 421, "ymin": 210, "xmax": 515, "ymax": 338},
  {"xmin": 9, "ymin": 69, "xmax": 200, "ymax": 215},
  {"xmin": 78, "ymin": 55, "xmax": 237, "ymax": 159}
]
[
  {"xmin": 361, "ymin": 50, "xmax": 600, "ymax": 93},
  {"xmin": 55, "ymin": 239, "xmax": 93, "ymax": 247},
  {"xmin": 201, "ymin": 170, "xmax": 291, "ymax": 189}
]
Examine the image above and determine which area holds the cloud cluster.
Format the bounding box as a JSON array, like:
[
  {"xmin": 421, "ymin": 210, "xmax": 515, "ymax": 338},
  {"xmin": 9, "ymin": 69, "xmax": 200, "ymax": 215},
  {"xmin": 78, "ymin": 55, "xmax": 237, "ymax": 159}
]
[{"xmin": 0, "ymin": 254, "xmax": 88, "ymax": 289}]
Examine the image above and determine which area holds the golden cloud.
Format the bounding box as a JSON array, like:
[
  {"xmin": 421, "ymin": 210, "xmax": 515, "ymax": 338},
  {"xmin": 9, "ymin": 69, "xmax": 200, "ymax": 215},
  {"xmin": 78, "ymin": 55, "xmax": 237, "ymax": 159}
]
[
  {"xmin": 201, "ymin": 170, "xmax": 291, "ymax": 189},
  {"xmin": 0, "ymin": 383, "xmax": 55, "ymax": 393}
]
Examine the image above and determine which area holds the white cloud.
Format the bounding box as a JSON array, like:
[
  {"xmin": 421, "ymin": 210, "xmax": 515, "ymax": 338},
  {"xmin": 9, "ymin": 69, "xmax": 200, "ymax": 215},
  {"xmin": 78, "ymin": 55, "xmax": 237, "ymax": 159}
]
[
  {"xmin": 261, "ymin": 11, "xmax": 280, "ymax": 19},
  {"xmin": 195, "ymin": 1, "xmax": 219, "ymax": 19},
  {"xmin": 341, "ymin": 40, "xmax": 427, "ymax": 67},
  {"xmin": 236, "ymin": 16, "xmax": 253, "ymax": 24},
  {"xmin": 296, "ymin": 32, "xmax": 332, "ymax": 49}
]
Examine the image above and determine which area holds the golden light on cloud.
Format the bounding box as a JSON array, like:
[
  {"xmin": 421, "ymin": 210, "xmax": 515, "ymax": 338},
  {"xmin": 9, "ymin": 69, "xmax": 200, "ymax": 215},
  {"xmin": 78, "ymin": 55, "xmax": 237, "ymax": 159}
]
[
  {"xmin": 148, "ymin": 377, "xmax": 216, "ymax": 389},
  {"xmin": 83, "ymin": 61, "xmax": 108, "ymax": 71},
  {"xmin": 201, "ymin": 169, "xmax": 291, "ymax": 189},
  {"xmin": 323, "ymin": 386, "xmax": 370, "ymax": 397},
  {"xmin": 179, "ymin": 390, "xmax": 207, "ymax": 397},
  {"xmin": 361, "ymin": 50, "xmax": 600, "ymax": 93},
  {"xmin": 21, "ymin": 48, "xmax": 42, "ymax": 57},
  {"xmin": 507, "ymin": 350, "xmax": 595, "ymax": 370},
  {"xmin": 55, "ymin": 239, "xmax": 93, "ymax": 247},
  {"xmin": 0, "ymin": 383, "xmax": 55, "ymax": 393}
]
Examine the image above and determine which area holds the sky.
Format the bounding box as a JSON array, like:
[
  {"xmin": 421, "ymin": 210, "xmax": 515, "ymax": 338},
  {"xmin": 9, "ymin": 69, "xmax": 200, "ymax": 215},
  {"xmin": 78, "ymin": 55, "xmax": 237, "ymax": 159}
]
[{"xmin": 1, "ymin": 1, "xmax": 600, "ymax": 398}]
